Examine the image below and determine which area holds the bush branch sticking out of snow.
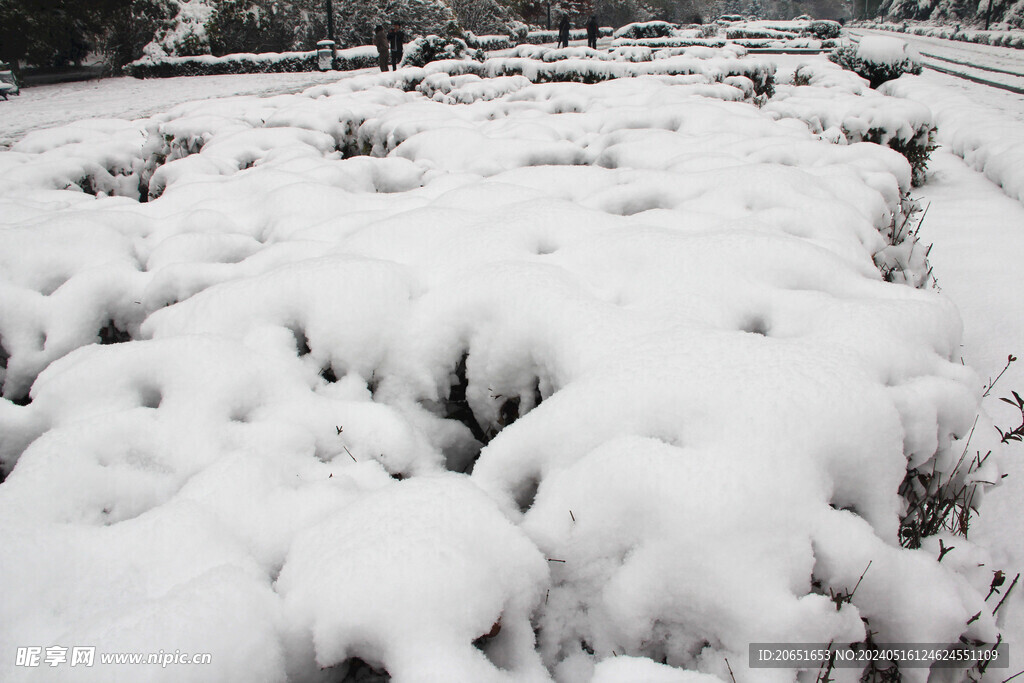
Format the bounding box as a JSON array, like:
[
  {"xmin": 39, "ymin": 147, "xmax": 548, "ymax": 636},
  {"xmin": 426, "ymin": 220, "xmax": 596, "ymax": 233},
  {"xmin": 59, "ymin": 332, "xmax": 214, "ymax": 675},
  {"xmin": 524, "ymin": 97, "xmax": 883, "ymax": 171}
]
[
  {"xmin": 829, "ymin": 36, "xmax": 923, "ymax": 89},
  {"xmin": 126, "ymin": 45, "xmax": 379, "ymax": 78}
]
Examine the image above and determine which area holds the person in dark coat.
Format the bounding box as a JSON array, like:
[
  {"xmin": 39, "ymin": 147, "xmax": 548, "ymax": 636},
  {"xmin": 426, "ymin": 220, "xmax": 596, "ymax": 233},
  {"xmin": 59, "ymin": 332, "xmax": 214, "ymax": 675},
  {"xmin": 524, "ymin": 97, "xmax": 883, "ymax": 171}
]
[
  {"xmin": 586, "ymin": 16, "xmax": 598, "ymax": 49},
  {"xmin": 557, "ymin": 15, "xmax": 570, "ymax": 48},
  {"xmin": 387, "ymin": 23, "xmax": 405, "ymax": 70},
  {"xmin": 373, "ymin": 25, "xmax": 390, "ymax": 71}
]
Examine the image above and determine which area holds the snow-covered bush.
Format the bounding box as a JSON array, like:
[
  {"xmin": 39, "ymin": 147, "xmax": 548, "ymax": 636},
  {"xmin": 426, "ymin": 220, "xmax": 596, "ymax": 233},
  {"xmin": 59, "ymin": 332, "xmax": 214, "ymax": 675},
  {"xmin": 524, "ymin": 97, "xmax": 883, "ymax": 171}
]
[
  {"xmin": 810, "ymin": 19, "xmax": 842, "ymax": 38},
  {"xmin": 463, "ymin": 32, "xmax": 514, "ymax": 51},
  {"xmin": 766, "ymin": 74, "xmax": 936, "ymax": 185},
  {"xmin": 829, "ymin": 36, "xmax": 923, "ymax": 88},
  {"xmin": 508, "ymin": 20, "xmax": 529, "ymax": 44},
  {"xmin": 401, "ymin": 35, "xmax": 485, "ymax": 68},
  {"xmin": 612, "ymin": 20, "xmax": 677, "ymax": 39}
]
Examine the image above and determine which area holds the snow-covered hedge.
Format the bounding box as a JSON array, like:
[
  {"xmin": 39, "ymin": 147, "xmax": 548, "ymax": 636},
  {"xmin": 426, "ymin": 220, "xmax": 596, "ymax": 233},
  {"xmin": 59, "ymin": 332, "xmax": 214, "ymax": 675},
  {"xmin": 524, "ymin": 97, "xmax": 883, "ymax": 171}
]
[
  {"xmin": 731, "ymin": 38, "xmax": 837, "ymax": 49},
  {"xmin": 482, "ymin": 53, "xmax": 775, "ymax": 95},
  {"xmin": 463, "ymin": 32, "xmax": 514, "ymax": 51},
  {"xmin": 126, "ymin": 45, "xmax": 378, "ymax": 78},
  {"xmin": 611, "ymin": 36, "xmax": 728, "ymax": 48},
  {"xmin": 0, "ymin": 66, "xmax": 1009, "ymax": 683},
  {"xmin": 522, "ymin": 27, "xmax": 613, "ymax": 44},
  {"xmin": 767, "ymin": 73, "xmax": 937, "ymax": 185},
  {"xmin": 401, "ymin": 35, "xmax": 484, "ymax": 68},
  {"xmin": 857, "ymin": 20, "xmax": 1024, "ymax": 48},
  {"xmin": 611, "ymin": 20, "xmax": 677, "ymax": 39},
  {"xmin": 726, "ymin": 26, "xmax": 801, "ymax": 39},
  {"xmin": 830, "ymin": 36, "xmax": 923, "ymax": 88}
]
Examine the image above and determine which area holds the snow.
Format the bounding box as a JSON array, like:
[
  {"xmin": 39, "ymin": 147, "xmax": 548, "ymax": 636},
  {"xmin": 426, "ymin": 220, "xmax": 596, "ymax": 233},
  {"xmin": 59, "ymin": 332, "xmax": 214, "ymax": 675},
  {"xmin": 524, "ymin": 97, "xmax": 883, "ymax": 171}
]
[{"xmin": 0, "ymin": 43, "xmax": 1021, "ymax": 682}]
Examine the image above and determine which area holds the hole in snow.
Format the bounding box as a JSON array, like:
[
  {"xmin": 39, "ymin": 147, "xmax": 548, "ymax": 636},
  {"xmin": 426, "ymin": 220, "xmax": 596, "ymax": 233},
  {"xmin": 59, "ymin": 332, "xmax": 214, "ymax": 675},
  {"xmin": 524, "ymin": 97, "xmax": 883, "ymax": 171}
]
[
  {"xmin": 9, "ymin": 392, "xmax": 31, "ymax": 407},
  {"xmin": 0, "ymin": 336, "xmax": 8, "ymax": 370},
  {"xmin": 335, "ymin": 657, "xmax": 390, "ymax": 682},
  {"xmin": 289, "ymin": 325, "xmax": 311, "ymax": 357},
  {"xmin": 740, "ymin": 315, "xmax": 770, "ymax": 336},
  {"xmin": 138, "ymin": 384, "xmax": 162, "ymax": 410},
  {"xmin": 514, "ymin": 475, "xmax": 541, "ymax": 514},
  {"xmin": 39, "ymin": 275, "xmax": 69, "ymax": 296},
  {"xmin": 442, "ymin": 351, "xmax": 488, "ymax": 445},
  {"xmin": 98, "ymin": 320, "xmax": 131, "ymax": 345},
  {"xmin": 320, "ymin": 365, "xmax": 339, "ymax": 384},
  {"xmin": 617, "ymin": 194, "xmax": 670, "ymax": 216},
  {"xmin": 473, "ymin": 617, "xmax": 512, "ymax": 671}
]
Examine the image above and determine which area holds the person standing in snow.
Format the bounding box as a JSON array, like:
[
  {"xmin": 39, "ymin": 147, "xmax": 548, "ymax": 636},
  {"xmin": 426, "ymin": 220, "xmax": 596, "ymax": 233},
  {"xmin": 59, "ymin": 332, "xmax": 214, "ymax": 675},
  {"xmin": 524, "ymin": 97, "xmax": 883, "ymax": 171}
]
[
  {"xmin": 374, "ymin": 25, "xmax": 390, "ymax": 71},
  {"xmin": 586, "ymin": 16, "xmax": 598, "ymax": 49},
  {"xmin": 557, "ymin": 15, "xmax": 571, "ymax": 49},
  {"xmin": 388, "ymin": 23, "xmax": 405, "ymax": 71}
]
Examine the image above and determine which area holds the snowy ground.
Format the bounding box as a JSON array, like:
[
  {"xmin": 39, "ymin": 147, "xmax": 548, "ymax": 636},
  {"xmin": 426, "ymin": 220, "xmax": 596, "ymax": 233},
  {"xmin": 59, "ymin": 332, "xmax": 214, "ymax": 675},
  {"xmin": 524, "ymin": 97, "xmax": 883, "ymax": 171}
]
[{"xmin": 1, "ymin": 40, "xmax": 1023, "ymax": 683}]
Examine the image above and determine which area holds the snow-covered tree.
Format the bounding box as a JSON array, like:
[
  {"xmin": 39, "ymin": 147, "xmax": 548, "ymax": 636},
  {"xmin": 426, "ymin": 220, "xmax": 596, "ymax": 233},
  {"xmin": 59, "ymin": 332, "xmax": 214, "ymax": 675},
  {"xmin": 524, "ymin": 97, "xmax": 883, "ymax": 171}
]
[
  {"xmin": 447, "ymin": 0, "xmax": 513, "ymax": 34},
  {"xmin": 334, "ymin": 0, "xmax": 458, "ymax": 47}
]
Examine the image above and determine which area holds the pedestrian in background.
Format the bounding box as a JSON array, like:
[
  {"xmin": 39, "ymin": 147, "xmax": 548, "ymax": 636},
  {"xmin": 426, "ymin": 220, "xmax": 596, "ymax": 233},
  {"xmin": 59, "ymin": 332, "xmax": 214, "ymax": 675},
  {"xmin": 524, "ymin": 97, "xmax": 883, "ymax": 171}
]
[
  {"xmin": 388, "ymin": 23, "xmax": 405, "ymax": 70},
  {"xmin": 586, "ymin": 16, "xmax": 598, "ymax": 49},
  {"xmin": 557, "ymin": 15, "xmax": 570, "ymax": 48},
  {"xmin": 374, "ymin": 25, "xmax": 390, "ymax": 71}
]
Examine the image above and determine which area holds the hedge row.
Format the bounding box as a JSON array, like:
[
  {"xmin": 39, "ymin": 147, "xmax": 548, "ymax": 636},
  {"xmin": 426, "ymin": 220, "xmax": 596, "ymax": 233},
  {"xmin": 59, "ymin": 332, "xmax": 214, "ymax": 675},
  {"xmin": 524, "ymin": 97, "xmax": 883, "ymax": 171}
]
[
  {"xmin": 126, "ymin": 47, "xmax": 378, "ymax": 78},
  {"xmin": 522, "ymin": 27, "xmax": 614, "ymax": 44},
  {"xmin": 856, "ymin": 21, "xmax": 1024, "ymax": 48}
]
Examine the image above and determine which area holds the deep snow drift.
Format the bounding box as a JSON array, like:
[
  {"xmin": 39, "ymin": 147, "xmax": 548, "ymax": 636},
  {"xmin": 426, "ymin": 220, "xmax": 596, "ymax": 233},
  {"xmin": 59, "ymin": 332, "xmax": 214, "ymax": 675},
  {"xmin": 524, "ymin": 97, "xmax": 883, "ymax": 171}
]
[{"xmin": 0, "ymin": 53, "xmax": 1011, "ymax": 683}]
